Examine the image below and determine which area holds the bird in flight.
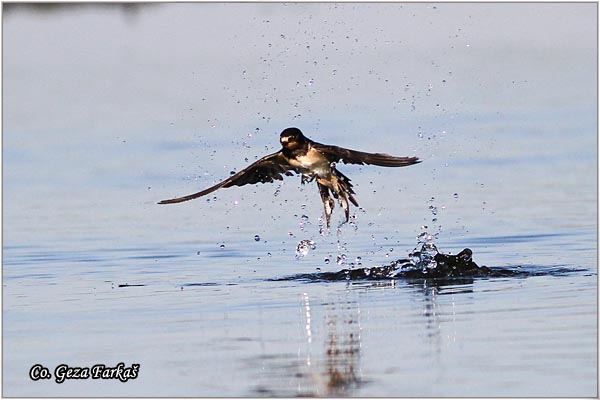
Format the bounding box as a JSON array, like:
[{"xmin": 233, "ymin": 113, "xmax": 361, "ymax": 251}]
[{"xmin": 159, "ymin": 127, "xmax": 420, "ymax": 228}]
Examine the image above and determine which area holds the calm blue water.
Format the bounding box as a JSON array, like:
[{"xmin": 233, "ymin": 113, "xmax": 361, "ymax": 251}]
[{"xmin": 3, "ymin": 3, "xmax": 597, "ymax": 397}]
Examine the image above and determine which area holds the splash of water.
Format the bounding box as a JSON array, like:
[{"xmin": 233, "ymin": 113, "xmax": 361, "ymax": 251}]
[
  {"xmin": 335, "ymin": 225, "xmax": 349, "ymax": 267},
  {"xmin": 408, "ymin": 231, "xmax": 440, "ymax": 272},
  {"xmin": 295, "ymin": 239, "xmax": 316, "ymax": 260}
]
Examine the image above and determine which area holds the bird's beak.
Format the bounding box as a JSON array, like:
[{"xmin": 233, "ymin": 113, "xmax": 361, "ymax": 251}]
[{"xmin": 280, "ymin": 137, "xmax": 289, "ymax": 144}]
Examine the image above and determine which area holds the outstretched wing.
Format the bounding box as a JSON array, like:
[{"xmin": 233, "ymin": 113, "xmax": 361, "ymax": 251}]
[
  {"xmin": 158, "ymin": 151, "xmax": 297, "ymax": 204},
  {"xmin": 311, "ymin": 142, "xmax": 421, "ymax": 167}
]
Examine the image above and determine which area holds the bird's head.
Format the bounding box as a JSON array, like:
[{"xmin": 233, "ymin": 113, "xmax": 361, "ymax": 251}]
[{"xmin": 279, "ymin": 127, "xmax": 306, "ymax": 149}]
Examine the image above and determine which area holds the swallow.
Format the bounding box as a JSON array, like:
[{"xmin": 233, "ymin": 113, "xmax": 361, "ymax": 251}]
[{"xmin": 159, "ymin": 127, "xmax": 420, "ymax": 227}]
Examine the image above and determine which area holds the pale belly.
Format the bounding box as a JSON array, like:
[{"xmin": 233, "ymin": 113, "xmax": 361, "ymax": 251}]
[{"xmin": 288, "ymin": 148, "xmax": 332, "ymax": 178}]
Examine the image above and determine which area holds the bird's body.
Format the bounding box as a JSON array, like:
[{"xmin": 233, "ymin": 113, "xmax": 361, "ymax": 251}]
[
  {"xmin": 159, "ymin": 127, "xmax": 420, "ymax": 227},
  {"xmin": 287, "ymin": 147, "xmax": 329, "ymax": 176}
]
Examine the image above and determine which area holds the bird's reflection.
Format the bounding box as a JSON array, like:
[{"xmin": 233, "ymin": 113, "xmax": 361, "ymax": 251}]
[
  {"xmin": 322, "ymin": 294, "xmax": 361, "ymax": 395},
  {"xmin": 252, "ymin": 287, "xmax": 363, "ymax": 397},
  {"xmin": 251, "ymin": 278, "xmax": 475, "ymax": 396}
]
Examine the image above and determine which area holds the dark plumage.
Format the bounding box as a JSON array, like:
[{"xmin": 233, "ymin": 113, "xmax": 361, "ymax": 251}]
[{"xmin": 159, "ymin": 127, "xmax": 420, "ymax": 227}]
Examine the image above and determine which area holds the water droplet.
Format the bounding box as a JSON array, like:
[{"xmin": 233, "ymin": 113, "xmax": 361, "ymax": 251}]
[
  {"xmin": 295, "ymin": 239, "xmax": 316, "ymax": 260},
  {"xmin": 324, "ymin": 258, "xmax": 330, "ymax": 264},
  {"xmin": 267, "ymin": 252, "xmax": 272, "ymax": 257},
  {"xmin": 254, "ymin": 235, "xmax": 260, "ymax": 242},
  {"xmin": 219, "ymin": 244, "xmax": 225, "ymax": 249},
  {"xmin": 417, "ymin": 232, "xmax": 433, "ymax": 244},
  {"xmin": 453, "ymin": 193, "xmax": 459, "ymax": 198}
]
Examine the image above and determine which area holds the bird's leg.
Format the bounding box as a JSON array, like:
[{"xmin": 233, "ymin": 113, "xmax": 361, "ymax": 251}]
[
  {"xmin": 338, "ymin": 192, "xmax": 350, "ymax": 224},
  {"xmin": 317, "ymin": 182, "xmax": 335, "ymax": 228},
  {"xmin": 301, "ymin": 174, "xmax": 315, "ymax": 185},
  {"xmin": 330, "ymin": 173, "xmax": 352, "ymax": 225}
]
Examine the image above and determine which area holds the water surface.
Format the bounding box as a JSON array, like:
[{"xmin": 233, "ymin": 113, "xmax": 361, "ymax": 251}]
[{"xmin": 3, "ymin": 3, "xmax": 597, "ymax": 397}]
